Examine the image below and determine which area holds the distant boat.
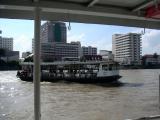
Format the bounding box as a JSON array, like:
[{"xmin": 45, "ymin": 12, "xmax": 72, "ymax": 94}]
[{"xmin": 17, "ymin": 60, "xmax": 122, "ymax": 83}]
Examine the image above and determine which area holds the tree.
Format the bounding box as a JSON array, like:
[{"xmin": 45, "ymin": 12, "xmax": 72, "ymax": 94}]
[
  {"xmin": 0, "ymin": 59, "xmax": 6, "ymax": 66},
  {"xmin": 0, "ymin": 48, "xmax": 6, "ymax": 59},
  {"xmin": 153, "ymin": 53, "xmax": 158, "ymax": 59},
  {"xmin": 141, "ymin": 56, "xmax": 146, "ymax": 66},
  {"xmin": 24, "ymin": 56, "xmax": 33, "ymax": 62}
]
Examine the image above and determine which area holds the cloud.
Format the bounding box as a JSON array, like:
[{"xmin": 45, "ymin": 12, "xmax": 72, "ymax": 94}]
[
  {"xmin": 142, "ymin": 29, "xmax": 160, "ymax": 55},
  {"xmin": 89, "ymin": 37, "xmax": 112, "ymax": 53},
  {"xmin": 67, "ymin": 32, "xmax": 112, "ymax": 53},
  {"xmin": 67, "ymin": 32, "xmax": 86, "ymax": 43},
  {"xmin": 14, "ymin": 34, "xmax": 32, "ymax": 57},
  {"xmin": 131, "ymin": 28, "xmax": 160, "ymax": 55}
]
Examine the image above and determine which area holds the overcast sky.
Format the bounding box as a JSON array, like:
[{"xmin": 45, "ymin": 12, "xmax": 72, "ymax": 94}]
[{"xmin": 0, "ymin": 18, "xmax": 160, "ymax": 56}]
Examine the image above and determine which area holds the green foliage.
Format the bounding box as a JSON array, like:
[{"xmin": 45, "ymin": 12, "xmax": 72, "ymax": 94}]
[
  {"xmin": 0, "ymin": 60, "xmax": 20, "ymax": 70},
  {"xmin": 24, "ymin": 56, "xmax": 33, "ymax": 62},
  {"xmin": 0, "ymin": 59, "xmax": 6, "ymax": 65},
  {"xmin": 153, "ymin": 53, "xmax": 158, "ymax": 58},
  {"xmin": 0, "ymin": 48, "xmax": 6, "ymax": 58},
  {"xmin": 7, "ymin": 61, "xmax": 19, "ymax": 67}
]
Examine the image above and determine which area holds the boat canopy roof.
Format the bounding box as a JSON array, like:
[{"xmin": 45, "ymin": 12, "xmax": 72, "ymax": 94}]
[{"xmin": 20, "ymin": 61, "xmax": 119, "ymax": 66}]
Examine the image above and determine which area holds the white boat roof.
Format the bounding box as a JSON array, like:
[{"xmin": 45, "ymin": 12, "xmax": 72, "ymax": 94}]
[
  {"xmin": 20, "ymin": 61, "xmax": 118, "ymax": 66},
  {"xmin": 0, "ymin": 0, "xmax": 160, "ymax": 29}
]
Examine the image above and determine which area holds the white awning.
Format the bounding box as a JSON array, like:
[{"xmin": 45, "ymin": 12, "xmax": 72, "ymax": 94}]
[{"xmin": 0, "ymin": 0, "xmax": 160, "ymax": 29}]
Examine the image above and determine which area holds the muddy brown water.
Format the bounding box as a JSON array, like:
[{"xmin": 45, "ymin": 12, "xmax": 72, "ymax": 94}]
[{"xmin": 0, "ymin": 69, "xmax": 160, "ymax": 120}]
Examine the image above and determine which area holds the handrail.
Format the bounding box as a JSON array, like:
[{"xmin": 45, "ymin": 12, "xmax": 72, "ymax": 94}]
[{"xmin": 126, "ymin": 115, "xmax": 160, "ymax": 120}]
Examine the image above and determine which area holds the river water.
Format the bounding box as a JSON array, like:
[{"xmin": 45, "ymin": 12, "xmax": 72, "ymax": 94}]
[{"xmin": 0, "ymin": 69, "xmax": 160, "ymax": 120}]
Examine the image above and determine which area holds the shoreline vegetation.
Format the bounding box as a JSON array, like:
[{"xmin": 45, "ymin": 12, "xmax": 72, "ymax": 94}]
[
  {"xmin": 0, "ymin": 59, "xmax": 20, "ymax": 70},
  {"xmin": 120, "ymin": 64, "xmax": 160, "ymax": 69},
  {"xmin": 0, "ymin": 48, "xmax": 20, "ymax": 70}
]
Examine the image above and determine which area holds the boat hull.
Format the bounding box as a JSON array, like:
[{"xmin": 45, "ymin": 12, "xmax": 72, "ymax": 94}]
[
  {"xmin": 17, "ymin": 73, "xmax": 121, "ymax": 83},
  {"xmin": 64, "ymin": 75, "xmax": 121, "ymax": 83}
]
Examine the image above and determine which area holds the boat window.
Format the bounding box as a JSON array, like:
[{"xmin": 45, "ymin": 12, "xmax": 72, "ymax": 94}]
[
  {"xmin": 112, "ymin": 65, "xmax": 115, "ymax": 70},
  {"xmin": 115, "ymin": 63, "xmax": 119, "ymax": 70},
  {"xmin": 109, "ymin": 64, "xmax": 113, "ymax": 71},
  {"xmin": 102, "ymin": 65, "xmax": 108, "ymax": 71},
  {"xmin": 112, "ymin": 64, "xmax": 116, "ymax": 70},
  {"xmin": 115, "ymin": 64, "xmax": 118, "ymax": 70}
]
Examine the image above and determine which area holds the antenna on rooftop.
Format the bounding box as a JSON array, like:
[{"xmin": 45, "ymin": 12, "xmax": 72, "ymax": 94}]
[
  {"xmin": 68, "ymin": 22, "xmax": 71, "ymax": 31},
  {"xmin": 141, "ymin": 28, "xmax": 146, "ymax": 35},
  {"xmin": 67, "ymin": 10, "xmax": 71, "ymax": 31}
]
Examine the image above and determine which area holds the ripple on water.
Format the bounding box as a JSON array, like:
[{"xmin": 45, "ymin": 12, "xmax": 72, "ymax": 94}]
[{"xmin": 0, "ymin": 70, "xmax": 160, "ymax": 120}]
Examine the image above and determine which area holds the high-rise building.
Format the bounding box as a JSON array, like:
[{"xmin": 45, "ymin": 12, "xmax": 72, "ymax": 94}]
[
  {"xmin": 41, "ymin": 42, "xmax": 81, "ymax": 61},
  {"xmin": 112, "ymin": 33, "xmax": 142, "ymax": 65},
  {"xmin": 33, "ymin": 21, "xmax": 98, "ymax": 62},
  {"xmin": 41, "ymin": 21, "xmax": 66, "ymax": 43},
  {"xmin": 81, "ymin": 46, "xmax": 97, "ymax": 56},
  {"xmin": 0, "ymin": 37, "xmax": 13, "ymax": 51}
]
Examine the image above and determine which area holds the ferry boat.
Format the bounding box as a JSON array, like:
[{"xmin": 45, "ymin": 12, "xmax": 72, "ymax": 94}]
[{"xmin": 17, "ymin": 60, "xmax": 121, "ymax": 83}]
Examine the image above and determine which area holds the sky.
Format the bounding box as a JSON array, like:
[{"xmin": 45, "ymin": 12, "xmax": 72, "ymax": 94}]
[{"xmin": 0, "ymin": 18, "xmax": 160, "ymax": 57}]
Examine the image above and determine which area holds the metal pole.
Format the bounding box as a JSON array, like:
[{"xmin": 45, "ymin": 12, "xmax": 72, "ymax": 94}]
[
  {"xmin": 159, "ymin": 74, "xmax": 160, "ymax": 109},
  {"xmin": 126, "ymin": 115, "xmax": 160, "ymax": 120},
  {"xmin": 34, "ymin": 3, "xmax": 41, "ymax": 120}
]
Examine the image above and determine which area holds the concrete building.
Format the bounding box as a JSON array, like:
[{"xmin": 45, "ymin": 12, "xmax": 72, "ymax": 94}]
[
  {"xmin": 32, "ymin": 21, "xmax": 81, "ymax": 61},
  {"xmin": 81, "ymin": 46, "xmax": 97, "ymax": 56},
  {"xmin": 112, "ymin": 33, "xmax": 142, "ymax": 65},
  {"xmin": 33, "ymin": 21, "xmax": 97, "ymax": 62},
  {"xmin": 0, "ymin": 37, "xmax": 13, "ymax": 51},
  {"xmin": 32, "ymin": 21, "xmax": 67, "ymax": 53},
  {"xmin": 41, "ymin": 42, "xmax": 81, "ymax": 61},
  {"xmin": 99, "ymin": 50, "xmax": 114, "ymax": 61},
  {"xmin": 142, "ymin": 54, "xmax": 160, "ymax": 66},
  {"xmin": 41, "ymin": 21, "xmax": 66, "ymax": 43},
  {"xmin": 0, "ymin": 30, "xmax": 18, "ymax": 61}
]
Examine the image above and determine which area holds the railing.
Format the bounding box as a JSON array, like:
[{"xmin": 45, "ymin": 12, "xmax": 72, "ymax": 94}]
[
  {"xmin": 126, "ymin": 115, "xmax": 160, "ymax": 120},
  {"xmin": 159, "ymin": 75, "xmax": 160, "ymax": 109}
]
